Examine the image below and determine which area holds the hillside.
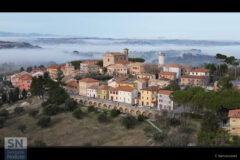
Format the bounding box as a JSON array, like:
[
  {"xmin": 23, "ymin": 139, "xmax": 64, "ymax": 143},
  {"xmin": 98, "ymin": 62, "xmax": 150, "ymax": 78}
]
[{"xmin": 0, "ymin": 41, "xmax": 41, "ymax": 49}]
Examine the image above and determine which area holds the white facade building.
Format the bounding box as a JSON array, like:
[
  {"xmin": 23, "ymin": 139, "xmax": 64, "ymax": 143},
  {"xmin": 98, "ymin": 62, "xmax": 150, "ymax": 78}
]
[
  {"xmin": 86, "ymin": 87, "xmax": 98, "ymax": 98},
  {"xmin": 163, "ymin": 63, "xmax": 181, "ymax": 79},
  {"xmin": 117, "ymin": 86, "xmax": 138, "ymax": 105},
  {"xmin": 190, "ymin": 68, "xmax": 210, "ymax": 76},
  {"xmin": 157, "ymin": 90, "xmax": 174, "ymax": 111}
]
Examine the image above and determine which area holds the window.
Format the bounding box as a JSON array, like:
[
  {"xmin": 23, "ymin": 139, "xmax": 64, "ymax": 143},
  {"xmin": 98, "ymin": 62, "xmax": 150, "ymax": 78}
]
[{"xmin": 108, "ymin": 58, "xmax": 110, "ymax": 62}]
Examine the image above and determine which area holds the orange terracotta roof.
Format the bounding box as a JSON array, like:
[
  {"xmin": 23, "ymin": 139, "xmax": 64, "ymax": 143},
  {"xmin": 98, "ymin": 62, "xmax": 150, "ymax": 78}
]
[
  {"xmin": 67, "ymin": 81, "xmax": 78, "ymax": 87},
  {"xmin": 166, "ymin": 63, "xmax": 181, "ymax": 68},
  {"xmin": 181, "ymin": 65, "xmax": 192, "ymax": 70},
  {"xmin": 21, "ymin": 74, "xmax": 32, "ymax": 80},
  {"xmin": 181, "ymin": 75, "xmax": 209, "ymax": 80},
  {"xmin": 159, "ymin": 71, "xmax": 176, "ymax": 75},
  {"xmin": 229, "ymin": 109, "xmax": 240, "ymax": 118},
  {"xmin": 79, "ymin": 78, "xmax": 99, "ymax": 83},
  {"xmin": 158, "ymin": 77, "xmax": 171, "ymax": 81},
  {"xmin": 100, "ymin": 85, "xmax": 112, "ymax": 90},
  {"xmin": 107, "ymin": 64, "xmax": 127, "ymax": 69},
  {"xmin": 158, "ymin": 90, "xmax": 173, "ymax": 96},
  {"xmin": 111, "ymin": 86, "xmax": 135, "ymax": 92},
  {"xmin": 117, "ymin": 60, "xmax": 130, "ymax": 64},
  {"xmin": 191, "ymin": 68, "xmax": 210, "ymax": 72},
  {"xmin": 141, "ymin": 86, "xmax": 160, "ymax": 92},
  {"xmin": 48, "ymin": 64, "xmax": 60, "ymax": 69},
  {"xmin": 82, "ymin": 60, "xmax": 101, "ymax": 65}
]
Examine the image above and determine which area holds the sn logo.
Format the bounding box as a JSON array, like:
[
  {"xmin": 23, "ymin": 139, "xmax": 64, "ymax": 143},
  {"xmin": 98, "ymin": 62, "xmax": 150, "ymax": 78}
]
[{"xmin": 5, "ymin": 137, "xmax": 27, "ymax": 149}]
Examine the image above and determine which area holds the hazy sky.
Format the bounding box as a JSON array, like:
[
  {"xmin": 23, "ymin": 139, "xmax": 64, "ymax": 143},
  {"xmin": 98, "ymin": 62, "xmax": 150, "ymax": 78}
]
[{"xmin": 1, "ymin": 13, "xmax": 240, "ymax": 40}]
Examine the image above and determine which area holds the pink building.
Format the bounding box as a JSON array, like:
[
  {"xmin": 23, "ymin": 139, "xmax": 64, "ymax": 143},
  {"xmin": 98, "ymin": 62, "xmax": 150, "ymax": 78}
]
[
  {"xmin": 109, "ymin": 87, "xmax": 119, "ymax": 101},
  {"xmin": 11, "ymin": 72, "xmax": 32, "ymax": 91}
]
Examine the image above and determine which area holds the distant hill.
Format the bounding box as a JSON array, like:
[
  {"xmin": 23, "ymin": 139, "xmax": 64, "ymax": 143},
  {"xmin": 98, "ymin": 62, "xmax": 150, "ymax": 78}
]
[
  {"xmin": 0, "ymin": 31, "xmax": 58, "ymax": 37},
  {"xmin": 0, "ymin": 41, "xmax": 41, "ymax": 49}
]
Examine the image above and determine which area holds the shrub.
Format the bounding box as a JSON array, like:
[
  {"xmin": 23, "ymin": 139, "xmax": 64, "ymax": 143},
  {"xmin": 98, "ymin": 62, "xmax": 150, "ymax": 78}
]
[
  {"xmin": 0, "ymin": 109, "xmax": 9, "ymax": 119},
  {"xmin": 0, "ymin": 117, "xmax": 5, "ymax": 128},
  {"xmin": 73, "ymin": 108, "xmax": 82, "ymax": 119},
  {"xmin": 29, "ymin": 109, "xmax": 39, "ymax": 118},
  {"xmin": 169, "ymin": 118, "xmax": 181, "ymax": 126},
  {"xmin": 97, "ymin": 111, "xmax": 109, "ymax": 123},
  {"xmin": 83, "ymin": 142, "xmax": 92, "ymax": 147},
  {"xmin": 43, "ymin": 104, "xmax": 61, "ymax": 116},
  {"xmin": 64, "ymin": 98, "xmax": 78, "ymax": 111},
  {"xmin": 32, "ymin": 140, "xmax": 46, "ymax": 147},
  {"xmin": 41, "ymin": 101, "xmax": 49, "ymax": 108},
  {"xmin": 179, "ymin": 126, "xmax": 194, "ymax": 134},
  {"xmin": 122, "ymin": 115, "xmax": 137, "ymax": 129},
  {"xmin": 18, "ymin": 124, "xmax": 27, "ymax": 133},
  {"xmin": 14, "ymin": 107, "xmax": 24, "ymax": 114},
  {"xmin": 88, "ymin": 106, "xmax": 96, "ymax": 113},
  {"xmin": 110, "ymin": 109, "xmax": 120, "ymax": 117},
  {"xmin": 137, "ymin": 115, "xmax": 146, "ymax": 122},
  {"xmin": 37, "ymin": 115, "xmax": 51, "ymax": 128},
  {"xmin": 153, "ymin": 132, "xmax": 167, "ymax": 142}
]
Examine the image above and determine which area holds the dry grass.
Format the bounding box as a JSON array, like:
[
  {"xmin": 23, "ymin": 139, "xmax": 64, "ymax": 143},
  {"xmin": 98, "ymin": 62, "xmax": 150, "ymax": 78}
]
[{"xmin": 0, "ymin": 105, "xmax": 151, "ymax": 146}]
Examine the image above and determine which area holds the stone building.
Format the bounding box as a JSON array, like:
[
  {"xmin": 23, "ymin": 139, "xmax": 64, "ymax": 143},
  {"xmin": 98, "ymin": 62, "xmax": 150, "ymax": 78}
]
[
  {"xmin": 107, "ymin": 64, "xmax": 128, "ymax": 75},
  {"xmin": 103, "ymin": 48, "xmax": 128, "ymax": 67},
  {"xmin": 79, "ymin": 78, "xmax": 99, "ymax": 96},
  {"xmin": 128, "ymin": 62, "xmax": 145, "ymax": 75},
  {"xmin": 181, "ymin": 75, "xmax": 209, "ymax": 87},
  {"xmin": 159, "ymin": 71, "xmax": 176, "ymax": 81}
]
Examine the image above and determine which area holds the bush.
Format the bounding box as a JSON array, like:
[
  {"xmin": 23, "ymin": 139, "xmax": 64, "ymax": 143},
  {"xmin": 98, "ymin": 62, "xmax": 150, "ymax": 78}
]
[
  {"xmin": 83, "ymin": 142, "xmax": 92, "ymax": 147},
  {"xmin": 0, "ymin": 117, "xmax": 5, "ymax": 128},
  {"xmin": 0, "ymin": 109, "xmax": 9, "ymax": 119},
  {"xmin": 179, "ymin": 125, "xmax": 194, "ymax": 134},
  {"xmin": 14, "ymin": 107, "xmax": 24, "ymax": 114},
  {"xmin": 73, "ymin": 108, "xmax": 82, "ymax": 119},
  {"xmin": 88, "ymin": 106, "xmax": 96, "ymax": 113},
  {"xmin": 32, "ymin": 140, "xmax": 46, "ymax": 147},
  {"xmin": 37, "ymin": 115, "xmax": 51, "ymax": 128},
  {"xmin": 29, "ymin": 109, "xmax": 39, "ymax": 118},
  {"xmin": 169, "ymin": 118, "xmax": 181, "ymax": 126},
  {"xmin": 122, "ymin": 115, "xmax": 137, "ymax": 129},
  {"xmin": 43, "ymin": 104, "xmax": 61, "ymax": 116},
  {"xmin": 97, "ymin": 111, "xmax": 109, "ymax": 123},
  {"xmin": 41, "ymin": 101, "xmax": 49, "ymax": 108},
  {"xmin": 64, "ymin": 98, "xmax": 78, "ymax": 111},
  {"xmin": 110, "ymin": 109, "xmax": 120, "ymax": 117},
  {"xmin": 153, "ymin": 132, "xmax": 167, "ymax": 142},
  {"xmin": 137, "ymin": 115, "xmax": 146, "ymax": 122},
  {"xmin": 18, "ymin": 124, "xmax": 27, "ymax": 133}
]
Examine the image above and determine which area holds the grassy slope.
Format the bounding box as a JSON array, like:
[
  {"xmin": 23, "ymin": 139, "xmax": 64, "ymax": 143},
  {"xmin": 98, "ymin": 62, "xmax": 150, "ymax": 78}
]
[{"xmin": 0, "ymin": 102, "xmax": 151, "ymax": 146}]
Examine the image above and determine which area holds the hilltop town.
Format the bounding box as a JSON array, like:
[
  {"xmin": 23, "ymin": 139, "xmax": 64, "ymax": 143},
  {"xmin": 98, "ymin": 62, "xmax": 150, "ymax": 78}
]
[{"xmin": 1, "ymin": 48, "xmax": 240, "ymax": 146}]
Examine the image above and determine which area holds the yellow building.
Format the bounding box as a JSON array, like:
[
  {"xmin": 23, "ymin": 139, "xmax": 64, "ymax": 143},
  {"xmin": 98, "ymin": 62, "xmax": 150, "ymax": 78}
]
[
  {"xmin": 116, "ymin": 81, "xmax": 136, "ymax": 89},
  {"xmin": 79, "ymin": 78, "xmax": 99, "ymax": 96},
  {"xmin": 228, "ymin": 109, "xmax": 240, "ymax": 136},
  {"xmin": 140, "ymin": 86, "xmax": 159, "ymax": 107},
  {"xmin": 47, "ymin": 64, "xmax": 61, "ymax": 80},
  {"xmin": 98, "ymin": 85, "xmax": 112, "ymax": 100}
]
